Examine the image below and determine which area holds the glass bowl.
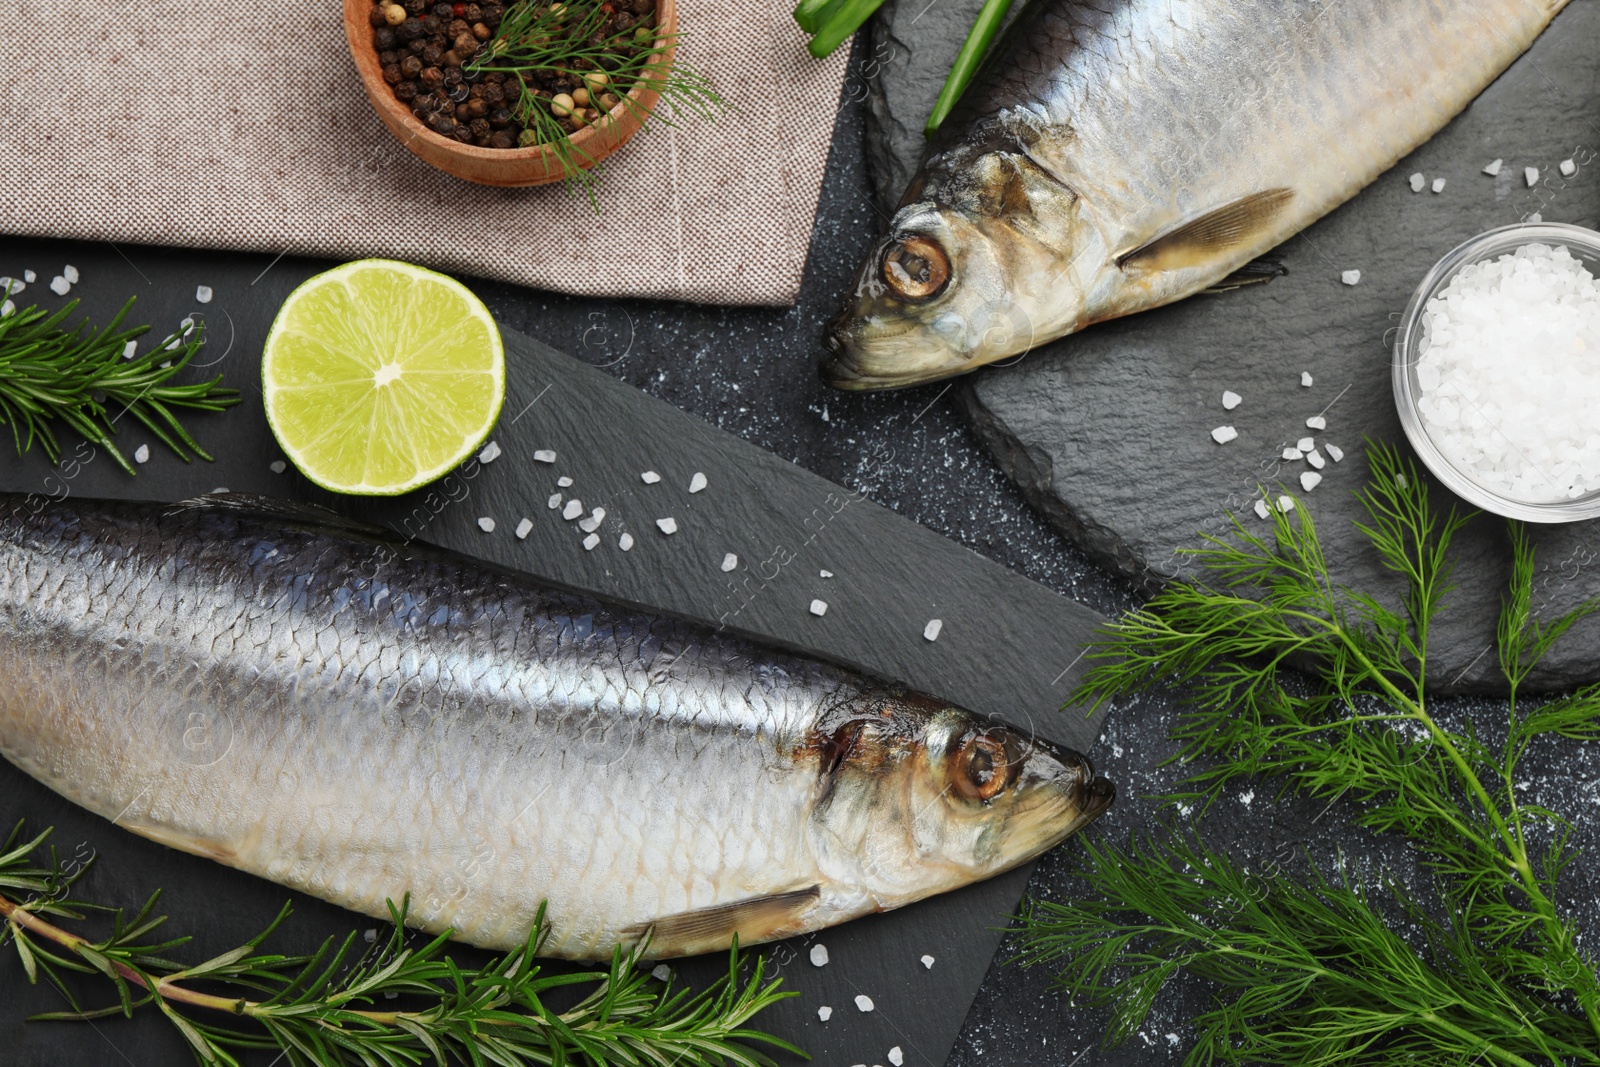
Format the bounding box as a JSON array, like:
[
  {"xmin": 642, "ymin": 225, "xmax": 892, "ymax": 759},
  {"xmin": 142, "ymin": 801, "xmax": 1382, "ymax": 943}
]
[{"xmin": 1393, "ymin": 222, "xmax": 1600, "ymax": 523}]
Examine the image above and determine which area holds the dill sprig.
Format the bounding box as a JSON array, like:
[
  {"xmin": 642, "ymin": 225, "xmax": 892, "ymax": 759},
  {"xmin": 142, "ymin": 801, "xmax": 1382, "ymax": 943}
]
[
  {"xmin": 0, "ymin": 822, "xmax": 800, "ymax": 1067},
  {"xmin": 1019, "ymin": 442, "xmax": 1600, "ymax": 1065},
  {"xmin": 0, "ymin": 291, "xmax": 240, "ymax": 476}
]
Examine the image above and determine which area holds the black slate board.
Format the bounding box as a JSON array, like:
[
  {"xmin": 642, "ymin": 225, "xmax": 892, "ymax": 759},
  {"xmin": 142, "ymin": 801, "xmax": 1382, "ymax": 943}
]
[
  {"xmin": 0, "ymin": 245, "xmax": 1109, "ymax": 1066},
  {"xmin": 867, "ymin": 2, "xmax": 1600, "ymax": 692}
]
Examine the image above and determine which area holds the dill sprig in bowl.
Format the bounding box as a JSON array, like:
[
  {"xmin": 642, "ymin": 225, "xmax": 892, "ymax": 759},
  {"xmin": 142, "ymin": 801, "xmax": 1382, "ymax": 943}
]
[{"xmin": 344, "ymin": 0, "xmax": 721, "ymax": 191}]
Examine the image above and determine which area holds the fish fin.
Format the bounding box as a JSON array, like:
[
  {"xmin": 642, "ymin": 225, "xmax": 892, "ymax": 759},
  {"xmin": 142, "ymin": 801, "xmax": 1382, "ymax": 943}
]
[
  {"xmin": 1118, "ymin": 189, "xmax": 1296, "ymax": 273},
  {"xmin": 166, "ymin": 494, "xmax": 399, "ymax": 541},
  {"xmin": 122, "ymin": 822, "xmax": 239, "ymax": 865},
  {"xmin": 625, "ymin": 886, "xmax": 821, "ymax": 954},
  {"xmin": 1203, "ymin": 257, "xmax": 1290, "ymax": 293}
]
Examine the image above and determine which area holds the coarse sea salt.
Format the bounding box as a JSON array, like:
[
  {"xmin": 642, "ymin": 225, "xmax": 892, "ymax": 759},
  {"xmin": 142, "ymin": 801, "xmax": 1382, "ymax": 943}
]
[
  {"xmin": 62, "ymin": 265, "xmax": 78, "ymax": 284},
  {"xmin": 923, "ymin": 619, "xmax": 942, "ymax": 641},
  {"xmin": 270, "ymin": 459, "xmax": 287, "ymax": 474},
  {"xmin": 810, "ymin": 599, "xmax": 828, "ymax": 617},
  {"xmin": 1409, "ymin": 172, "xmax": 1426, "ymax": 192},
  {"xmin": 1432, "ymin": 178, "xmax": 1447, "ymax": 194},
  {"xmin": 652, "ymin": 964, "xmax": 672, "ymax": 982},
  {"xmin": 818, "ymin": 1006, "xmax": 833, "ymax": 1022},
  {"xmin": 1526, "ymin": 166, "xmax": 1541, "ymax": 187},
  {"xmin": 562, "ymin": 499, "xmax": 583, "ymax": 520},
  {"xmin": 1282, "ymin": 448, "xmax": 1303, "ymax": 461},
  {"xmin": 49, "ymin": 275, "xmax": 70, "ymax": 295},
  {"xmin": 557, "ymin": 476, "xmax": 573, "ymax": 487},
  {"xmin": 1254, "ymin": 498, "xmax": 1271, "ymax": 520},
  {"xmin": 22, "ymin": 270, "xmax": 34, "ymax": 283},
  {"xmin": 134, "ymin": 444, "xmax": 150, "ymax": 465},
  {"xmin": 579, "ymin": 508, "xmax": 605, "ymax": 532},
  {"xmin": 1297, "ymin": 437, "xmax": 1314, "ymax": 452},
  {"xmin": 548, "ymin": 493, "xmax": 562, "ymax": 510},
  {"xmin": 478, "ymin": 516, "xmax": 496, "ymax": 533},
  {"xmin": 1211, "ymin": 425, "xmax": 1238, "ymax": 445},
  {"xmin": 1413, "ymin": 242, "xmax": 1600, "ymax": 503},
  {"xmin": 123, "ymin": 340, "xmax": 138, "ymax": 359},
  {"xmin": 583, "ymin": 533, "xmax": 600, "ymax": 550},
  {"xmin": 656, "ymin": 517, "xmax": 677, "ymax": 535},
  {"xmin": 809, "ymin": 944, "xmax": 829, "ymax": 967},
  {"xmin": 721, "ymin": 553, "xmax": 739, "ymax": 572},
  {"xmin": 533, "ymin": 449, "xmax": 556, "ymax": 463},
  {"xmin": 1301, "ymin": 471, "xmax": 1323, "ymax": 492},
  {"xmin": 854, "ymin": 995, "xmax": 875, "ymax": 1013},
  {"xmin": 1306, "ymin": 415, "xmax": 1327, "ymax": 430},
  {"xmin": 689, "ymin": 472, "xmax": 708, "ymax": 493},
  {"xmin": 641, "ymin": 470, "xmax": 661, "ymax": 484},
  {"xmin": 1327, "ymin": 443, "xmax": 1345, "ymax": 463},
  {"xmin": 516, "ymin": 518, "xmax": 534, "ymax": 539},
  {"xmin": 1278, "ymin": 495, "xmax": 1296, "ymax": 512},
  {"xmin": 1307, "ymin": 449, "xmax": 1326, "ymax": 470},
  {"xmin": 195, "ymin": 285, "xmax": 213, "ymax": 303},
  {"xmin": 1562, "ymin": 159, "xmax": 1578, "ymax": 178},
  {"xmin": 1222, "ymin": 390, "xmax": 1241, "ymax": 410},
  {"xmin": 921, "ymin": 954, "xmax": 935, "ymax": 969},
  {"xmin": 478, "ymin": 440, "xmax": 501, "ymax": 464},
  {"xmin": 620, "ymin": 533, "xmax": 635, "ymax": 551},
  {"xmin": 1301, "ymin": 371, "xmax": 1314, "ymax": 386},
  {"xmin": 1484, "ymin": 159, "xmax": 1504, "ymax": 177},
  {"xmin": 888, "ymin": 1048, "xmax": 904, "ymax": 1066},
  {"xmin": 1341, "ymin": 270, "xmax": 1361, "ymax": 286}
]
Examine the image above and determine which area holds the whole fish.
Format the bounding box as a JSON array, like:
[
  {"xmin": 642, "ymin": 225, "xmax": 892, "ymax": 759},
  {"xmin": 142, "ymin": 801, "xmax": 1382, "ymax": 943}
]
[
  {"xmin": 0, "ymin": 494, "xmax": 1112, "ymax": 959},
  {"xmin": 823, "ymin": 0, "xmax": 1569, "ymax": 389}
]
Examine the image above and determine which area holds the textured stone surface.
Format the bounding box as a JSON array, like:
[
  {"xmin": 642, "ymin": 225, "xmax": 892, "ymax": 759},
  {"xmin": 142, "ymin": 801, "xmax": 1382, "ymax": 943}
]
[{"xmin": 871, "ymin": 2, "xmax": 1600, "ymax": 691}]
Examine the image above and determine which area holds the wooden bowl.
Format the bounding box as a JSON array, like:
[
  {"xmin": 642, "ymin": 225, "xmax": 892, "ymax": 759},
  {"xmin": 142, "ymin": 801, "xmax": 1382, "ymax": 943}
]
[{"xmin": 344, "ymin": 0, "xmax": 675, "ymax": 187}]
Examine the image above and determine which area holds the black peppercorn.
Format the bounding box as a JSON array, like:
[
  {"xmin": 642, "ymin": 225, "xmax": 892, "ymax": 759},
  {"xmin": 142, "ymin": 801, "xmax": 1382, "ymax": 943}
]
[
  {"xmin": 407, "ymin": 37, "xmax": 427, "ymax": 52},
  {"xmin": 481, "ymin": 2, "xmax": 502, "ymax": 24},
  {"xmin": 404, "ymin": 0, "xmax": 426, "ymax": 13},
  {"xmin": 395, "ymin": 80, "xmax": 418, "ymax": 100},
  {"xmin": 442, "ymin": 49, "xmax": 462, "ymax": 66},
  {"xmin": 484, "ymin": 71, "xmax": 504, "ymax": 84},
  {"xmin": 489, "ymin": 129, "xmax": 515, "ymax": 148},
  {"xmin": 374, "ymin": 26, "xmax": 397, "ymax": 48},
  {"xmin": 382, "ymin": 62, "xmax": 402, "ymax": 84},
  {"xmin": 452, "ymin": 124, "xmax": 473, "ymax": 142},
  {"xmin": 368, "ymin": 5, "xmax": 387, "ymax": 26},
  {"xmin": 422, "ymin": 42, "xmax": 444, "ymax": 64},
  {"xmin": 612, "ymin": 12, "xmax": 633, "ymax": 31},
  {"xmin": 400, "ymin": 54, "xmax": 423, "ymax": 76},
  {"xmin": 451, "ymin": 31, "xmax": 475, "ymax": 53},
  {"xmin": 379, "ymin": 49, "xmax": 398, "ymax": 64},
  {"xmin": 421, "ymin": 65, "xmax": 444, "ymax": 86},
  {"xmin": 399, "ymin": 16, "xmax": 424, "ymax": 38},
  {"xmin": 464, "ymin": 66, "xmax": 482, "ymax": 83},
  {"xmin": 447, "ymin": 18, "xmax": 469, "ymax": 36},
  {"xmin": 480, "ymin": 81, "xmax": 504, "ymax": 104},
  {"xmin": 487, "ymin": 107, "xmax": 511, "ymax": 128},
  {"xmin": 444, "ymin": 66, "xmax": 464, "ymax": 86},
  {"xmin": 432, "ymin": 2, "xmax": 452, "ymax": 15},
  {"xmin": 448, "ymin": 82, "xmax": 470, "ymax": 102},
  {"xmin": 431, "ymin": 114, "xmax": 455, "ymax": 135},
  {"xmin": 463, "ymin": 97, "xmax": 486, "ymax": 117},
  {"xmin": 464, "ymin": 3, "xmax": 482, "ymax": 20},
  {"xmin": 470, "ymin": 117, "xmax": 491, "ymax": 137},
  {"xmin": 421, "ymin": 14, "xmax": 442, "ymax": 33}
]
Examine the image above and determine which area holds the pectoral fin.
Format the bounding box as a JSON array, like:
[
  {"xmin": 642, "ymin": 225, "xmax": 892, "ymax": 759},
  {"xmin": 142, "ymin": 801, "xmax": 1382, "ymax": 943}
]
[
  {"xmin": 626, "ymin": 885, "xmax": 822, "ymax": 956},
  {"xmin": 1118, "ymin": 189, "xmax": 1296, "ymax": 273}
]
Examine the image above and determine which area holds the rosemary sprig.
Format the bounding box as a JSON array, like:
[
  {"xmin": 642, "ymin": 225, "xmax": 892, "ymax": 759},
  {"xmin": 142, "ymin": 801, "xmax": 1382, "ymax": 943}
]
[
  {"xmin": 1019, "ymin": 443, "xmax": 1600, "ymax": 1064},
  {"xmin": 0, "ymin": 822, "xmax": 800, "ymax": 1067},
  {"xmin": 0, "ymin": 291, "xmax": 240, "ymax": 476}
]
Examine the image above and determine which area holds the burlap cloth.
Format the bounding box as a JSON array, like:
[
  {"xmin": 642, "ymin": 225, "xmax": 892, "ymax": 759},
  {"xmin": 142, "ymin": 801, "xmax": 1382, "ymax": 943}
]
[{"xmin": 0, "ymin": 0, "xmax": 850, "ymax": 306}]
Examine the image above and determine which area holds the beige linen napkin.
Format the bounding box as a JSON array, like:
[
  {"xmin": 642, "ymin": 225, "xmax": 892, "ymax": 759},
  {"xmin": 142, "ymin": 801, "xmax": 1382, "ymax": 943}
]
[{"xmin": 0, "ymin": 0, "xmax": 849, "ymax": 306}]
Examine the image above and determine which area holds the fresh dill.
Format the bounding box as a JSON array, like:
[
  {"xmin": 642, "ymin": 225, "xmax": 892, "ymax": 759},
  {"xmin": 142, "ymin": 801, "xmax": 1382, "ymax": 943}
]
[
  {"xmin": 0, "ymin": 291, "xmax": 240, "ymax": 476},
  {"xmin": 0, "ymin": 822, "xmax": 800, "ymax": 1067},
  {"xmin": 1019, "ymin": 443, "xmax": 1600, "ymax": 1066}
]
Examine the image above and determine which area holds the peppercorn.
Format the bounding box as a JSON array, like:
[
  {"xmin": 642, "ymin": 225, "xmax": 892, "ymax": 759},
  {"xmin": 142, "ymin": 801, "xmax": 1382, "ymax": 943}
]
[
  {"xmin": 382, "ymin": 62, "xmax": 402, "ymax": 84},
  {"xmin": 571, "ymin": 86, "xmax": 589, "ymax": 106},
  {"xmin": 612, "ymin": 12, "xmax": 633, "ymax": 31},
  {"xmin": 630, "ymin": 0, "xmax": 651, "ymax": 13},
  {"xmin": 430, "ymin": 114, "xmax": 455, "ymax": 135},
  {"xmin": 469, "ymin": 116, "xmax": 491, "ymax": 138},
  {"xmin": 375, "ymin": 27, "xmax": 398, "ymax": 49},
  {"xmin": 432, "ymin": 1, "xmax": 452, "ymax": 14},
  {"xmin": 405, "ymin": 0, "xmax": 427, "ymax": 13},
  {"xmin": 472, "ymin": 21, "xmax": 490, "ymax": 39},
  {"xmin": 422, "ymin": 42, "xmax": 444, "ymax": 63},
  {"xmin": 465, "ymin": 3, "xmax": 482, "ymax": 19},
  {"xmin": 442, "ymin": 49, "xmax": 461, "ymax": 66},
  {"xmin": 407, "ymin": 36, "xmax": 427, "ymax": 52},
  {"xmin": 400, "ymin": 54, "xmax": 423, "ymax": 76},
  {"xmin": 488, "ymin": 106, "xmax": 512, "ymax": 127},
  {"xmin": 464, "ymin": 65, "xmax": 482, "ymax": 82},
  {"xmin": 368, "ymin": 4, "xmax": 387, "ymax": 26},
  {"xmin": 599, "ymin": 91, "xmax": 618, "ymax": 110},
  {"xmin": 452, "ymin": 1, "xmax": 466, "ymax": 13},
  {"xmin": 420, "ymin": 65, "xmax": 444, "ymax": 86},
  {"xmin": 421, "ymin": 14, "xmax": 442, "ymax": 33},
  {"xmin": 395, "ymin": 80, "xmax": 419, "ymax": 100},
  {"xmin": 379, "ymin": 48, "xmax": 398, "ymax": 64},
  {"xmin": 481, "ymin": 2, "xmax": 502, "ymax": 23},
  {"xmin": 484, "ymin": 71, "xmax": 504, "ymax": 83},
  {"xmin": 399, "ymin": 15, "xmax": 424, "ymax": 38},
  {"xmin": 447, "ymin": 81, "xmax": 470, "ymax": 101},
  {"xmin": 467, "ymin": 97, "xmax": 488, "ymax": 117},
  {"xmin": 444, "ymin": 66, "xmax": 464, "ymax": 86},
  {"xmin": 452, "ymin": 31, "xmax": 476, "ymax": 53},
  {"xmin": 480, "ymin": 81, "xmax": 504, "ymax": 104},
  {"xmin": 489, "ymin": 129, "xmax": 515, "ymax": 149},
  {"xmin": 452, "ymin": 124, "xmax": 473, "ymax": 142}
]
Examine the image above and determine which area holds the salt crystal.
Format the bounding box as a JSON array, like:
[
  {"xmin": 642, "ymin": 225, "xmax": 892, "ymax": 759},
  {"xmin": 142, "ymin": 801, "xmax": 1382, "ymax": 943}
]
[
  {"xmin": 1526, "ymin": 166, "xmax": 1540, "ymax": 186},
  {"xmin": 820, "ymin": 570, "xmax": 833, "ymax": 578},
  {"xmin": 270, "ymin": 460, "xmax": 287, "ymax": 474},
  {"xmin": 921, "ymin": 954, "xmax": 935, "ymax": 969},
  {"xmin": 1409, "ymin": 172, "xmax": 1426, "ymax": 192},
  {"xmin": 1222, "ymin": 390, "xmax": 1241, "ymax": 410},
  {"xmin": 123, "ymin": 340, "xmax": 138, "ymax": 359},
  {"xmin": 22, "ymin": 270, "xmax": 34, "ymax": 283},
  {"xmin": 721, "ymin": 553, "xmax": 738, "ymax": 572},
  {"xmin": 478, "ymin": 516, "xmax": 496, "ymax": 533},
  {"xmin": 656, "ymin": 517, "xmax": 678, "ymax": 535},
  {"xmin": 1301, "ymin": 471, "xmax": 1323, "ymax": 492},
  {"xmin": 620, "ymin": 533, "xmax": 635, "ymax": 551},
  {"xmin": 0, "ymin": 277, "xmax": 17, "ymax": 295},
  {"xmin": 62, "ymin": 265, "xmax": 78, "ymax": 284},
  {"xmin": 1432, "ymin": 177, "xmax": 1447, "ymax": 194},
  {"xmin": 1301, "ymin": 371, "xmax": 1314, "ymax": 386},
  {"xmin": 810, "ymin": 944, "xmax": 829, "ymax": 967},
  {"xmin": 1306, "ymin": 415, "xmax": 1327, "ymax": 430},
  {"xmin": 1297, "ymin": 437, "xmax": 1314, "ymax": 452},
  {"xmin": 49, "ymin": 275, "xmax": 70, "ymax": 295},
  {"xmin": 516, "ymin": 518, "xmax": 533, "ymax": 539},
  {"xmin": 1529, "ymin": 212, "xmax": 1544, "ymax": 223},
  {"xmin": 1327, "ymin": 444, "xmax": 1345, "ymax": 463},
  {"xmin": 1254, "ymin": 498, "xmax": 1271, "ymax": 520},
  {"xmin": 641, "ymin": 470, "xmax": 661, "ymax": 484},
  {"xmin": 888, "ymin": 1048, "xmax": 903, "ymax": 1066},
  {"xmin": 818, "ymin": 1006, "xmax": 833, "ymax": 1022},
  {"xmin": 533, "ymin": 449, "xmax": 556, "ymax": 463},
  {"xmin": 1341, "ymin": 270, "xmax": 1361, "ymax": 286},
  {"xmin": 854, "ymin": 995, "xmax": 875, "ymax": 1012},
  {"xmin": 557, "ymin": 476, "xmax": 573, "ymax": 488},
  {"xmin": 579, "ymin": 507, "xmax": 606, "ymax": 532},
  {"xmin": 1307, "ymin": 449, "xmax": 1326, "ymax": 470},
  {"xmin": 0, "ymin": 301, "xmax": 11, "ymax": 318},
  {"xmin": 652, "ymin": 964, "xmax": 672, "ymax": 982},
  {"xmin": 688, "ymin": 472, "xmax": 708, "ymax": 493},
  {"xmin": 133, "ymin": 444, "xmax": 150, "ymax": 465},
  {"xmin": 562, "ymin": 499, "xmax": 583, "ymax": 520},
  {"xmin": 477, "ymin": 440, "xmax": 501, "ymax": 464},
  {"xmin": 363, "ymin": 929, "xmax": 378, "ymax": 944},
  {"xmin": 924, "ymin": 619, "xmax": 943, "ymax": 641},
  {"xmin": 810, "ymin": 599, "xmax": 828, "ymax": 617},
  {"xmin": 1561, "ymin": 158, "xmax": 1578, "ymax": 177},
  {"xmin": 1484, "ymin": 158, "xmax": 1503, "ymax": 176},
  {"xmin": 1282, "ymin": 447, "xmax": 1304, "ymax": 461},
  {"xmin": 583, "ymin": 533, "xmax": 600, "ymax": 550},
  {"xmin": 195, "ymin": 285, "xmax": 213, "ymax": 303},
  {"xmin": 1278, "ymin": 495, "xmax": 1296, "ymax": 512},
  {"xmin": 1211, "ymin": 425, "xmax": 1238, "ymax": 445},
  {"xmin": 548, "ymin": 493, "xmax": 562, "ymax": 510}
]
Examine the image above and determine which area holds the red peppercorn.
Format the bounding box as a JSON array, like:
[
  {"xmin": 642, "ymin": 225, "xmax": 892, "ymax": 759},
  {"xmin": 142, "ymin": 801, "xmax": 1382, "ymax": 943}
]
[{"xmin": 452, "ymin": 2, "xmax": 465, "ymax": 14}]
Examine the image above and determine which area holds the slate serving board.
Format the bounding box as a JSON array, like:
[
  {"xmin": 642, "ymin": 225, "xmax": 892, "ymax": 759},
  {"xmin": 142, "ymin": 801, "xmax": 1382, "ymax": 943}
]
[
  {"xmin": 867, "ymin": 1, "xmax": 1600, "ymax": 692},
  {"xmin": 0, "ymin": 244, "xmax": 1110, "ymax": 1066}
]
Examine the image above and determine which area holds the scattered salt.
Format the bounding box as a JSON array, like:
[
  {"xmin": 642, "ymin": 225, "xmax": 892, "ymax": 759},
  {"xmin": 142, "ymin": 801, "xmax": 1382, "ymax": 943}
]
[
  {"xmin": 641, "ymin": 470, "xmax": 661, "ymax": 484},
  {"xmin": 195, "ymin": 285, "xmax": 213, "ymax": 303},
  {"xmin": 49, "ymin": 275, "xmax": 70, "ymax": 295},
  {"xmin": 620, "ymin": 533, "xmax": 635, "ymax": 551},
  {"xmin": 1562, "ymin": 158, "xmax": 1578, "ymax": 178},
  {"xmin": 1278, "ymin": 495, "xmax": 1296, "ymax": 512},
  {"xmin": 652, "ymin": 964, "xmax": 672, "ymax": 982},
  {"xmin": 854, "ymin": 995, "xmax": 875, "ymax": 1012},
  {"xmin": 1529, "ymin": 212, "xmax": 1544, "ymax": 223},
  {"xmin": 1327, "ymin": 443, "xmax": 1345, "ymax": 463},
  {"xmin": 809, "ymin": 944, "xmax": 829, "ymax": 967},
  {"xmin": 818, "ymin": 1006, "xmax": 833, "ymax": 1022},
  {"xmin": 548, "ymin": 493, "xmax": 563, "ymax": 510},
  {"xmin": 1341, "ymin": 270, "xmax": 1361, "ymax": 286},
  {"xmin": 579, "ymin": 507, "xmax": 606, "ymax": 533},
  {"xmin": 557, "ymin": 476, "xmax": 573, "ymax": 488},
  {"xmin": 478, "ymin": 516, "xmax": 496, "ymax": 533},
  {"xmin": 516, "ymin": 518, "xmax": 533, "ymax": 539},
  {"xmin": 477, "ymin": 440, "xmax": 502, "ymax": 464},
  {"xmin": 364, "ymin": 929, "xmax": 378, "ymax": 944},
  {"xmin": 1301, "ymin": 371, "xmax": 1314, "ymax": 387},
  {"xmin": 1211, "ymin": 425, "xmax": 1238, "ymax": 445},
  {"xmin": 562, "ymin": 499, "xmax": 583, "ymax": 520},
  {"xmin": 1222, "ymin": 390, "xmax": 1241, "ymax": 410},
  {"xmin": 1306, "ymin": 415, "xmax": 1327, "ymax": 430},
  {"xmin": 1432, "ymin": 177, "xmax": 1447, "ymax": 194},
  {"xmin": 133, "ymin": 444, "xmax": 150, "ymax": 465},
  {"xmin": 656, "ymin": 517, "xmax": 678, "ymax": 535},
  {"xmin": 583, "ymin": 533, "xmax": 600, "ymax": 551},
  {"xmin": 923, "ymin": 619, "xmax": 942, "ymax": 641},
  {"xmin": 688, "ymin": 472, "xmax": 708, "ymax": 493},
  {"xmin": 62, "ymin": 265, "xmax": 78, "ymax": 284},
  {"xmin": 0, "ymin": 301, "xmax": 10, "ymax": 318},
  {"xmin": 533, "ymin": 449, "xmax": 556, "ymax": 463},
  {"xmin": 1484, "ymin": 158, "xmax": 1504, "ymax": 177},
  {"xmin": 1254, "ymin": 498, "xmax": 1271, "ymax": 520},
  {"xmin": 888, "ymin": 1048, "xmax": 904, "ymax": 1066},
  {"xmin": 1301, "ymin": 471, "xmax": 1323, "ymax": 492},
  {"xmin": 1282, "ymin": 448, "xmax": 1303, "ymax": 461},
  {"xmin": 921, "ymin": 954, "xmax": 935, "ymax": 969},
  {"xmin": 1307, "ymin": 449, "xmax": 1326, "ymax": 470},
  {"xmin": 269, "ymin": 460, "xmax": 287, "ymax": 474},
  {"xmin": 22, "ymin": 270, "xmax": 34, "ymax": 283},
  {"xmin": 721, "ymin": 553, "xmax": 738, "ymax": 572},
  {"xmin": 0, "ymin": 277, "xmax": 18, "ymax": 294},
  {"xmin": 819, "ymin": 569, "xmax": 833, "ymax": 578},
  {"xmin": 1297, "ymin": 437, "xmax": 1314, "ymax": 452},
  {"xmin": 123, "ymin": 340, "xmax": 138, "ymax": 359},
  {"xmin": 1526, "ymin": 166, "xmax": 1540, "ymax": 187},
  {"xmin": 1409, "ymin": 172, "xmax": 1425, "ymax": 192},
  {"xmin": 809, "ymin": 599, "xmax": 828, "ymax": 617}
]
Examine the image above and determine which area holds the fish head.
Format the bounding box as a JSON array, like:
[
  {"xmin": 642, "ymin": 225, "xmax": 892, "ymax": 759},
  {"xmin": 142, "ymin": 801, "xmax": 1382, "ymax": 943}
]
[
  {"xmin": 822, "ymin": 147, "xmax": 1107, "ymax": 391},
  {"xmin": 809, "ymin": 698, "xmax": 1114, "ymax": 909}
]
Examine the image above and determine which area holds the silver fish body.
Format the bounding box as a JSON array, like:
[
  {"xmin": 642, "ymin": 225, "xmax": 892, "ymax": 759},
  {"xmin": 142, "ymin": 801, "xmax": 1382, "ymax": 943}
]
[
  {"xmin": 0, "ymin": 495, "xmax": 1112, "ymax": 959},
  {"xmin": 824, "ymin": 0, "xmax": 1569, "ymax": 389}
]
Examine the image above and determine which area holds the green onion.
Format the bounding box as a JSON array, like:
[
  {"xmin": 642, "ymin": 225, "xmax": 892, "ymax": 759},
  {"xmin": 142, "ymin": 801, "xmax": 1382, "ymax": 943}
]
[
  {"xmin": 800, "ymin": 0, "xmax": 887, "ymax": 58},
  {"xmin": 924, "ymin": 0, "xmax": 1013, "ymax": 136}
]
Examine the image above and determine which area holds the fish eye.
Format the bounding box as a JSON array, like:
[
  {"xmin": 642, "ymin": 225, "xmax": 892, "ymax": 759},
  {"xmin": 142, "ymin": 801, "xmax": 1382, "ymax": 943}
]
[
  {"xmin": 881, "ymin": 236, "xmax": 951, "ymax": 301},
  {"xmin": 952, "ymin": 733, "xmax": 1010, "ymax": 802}
]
